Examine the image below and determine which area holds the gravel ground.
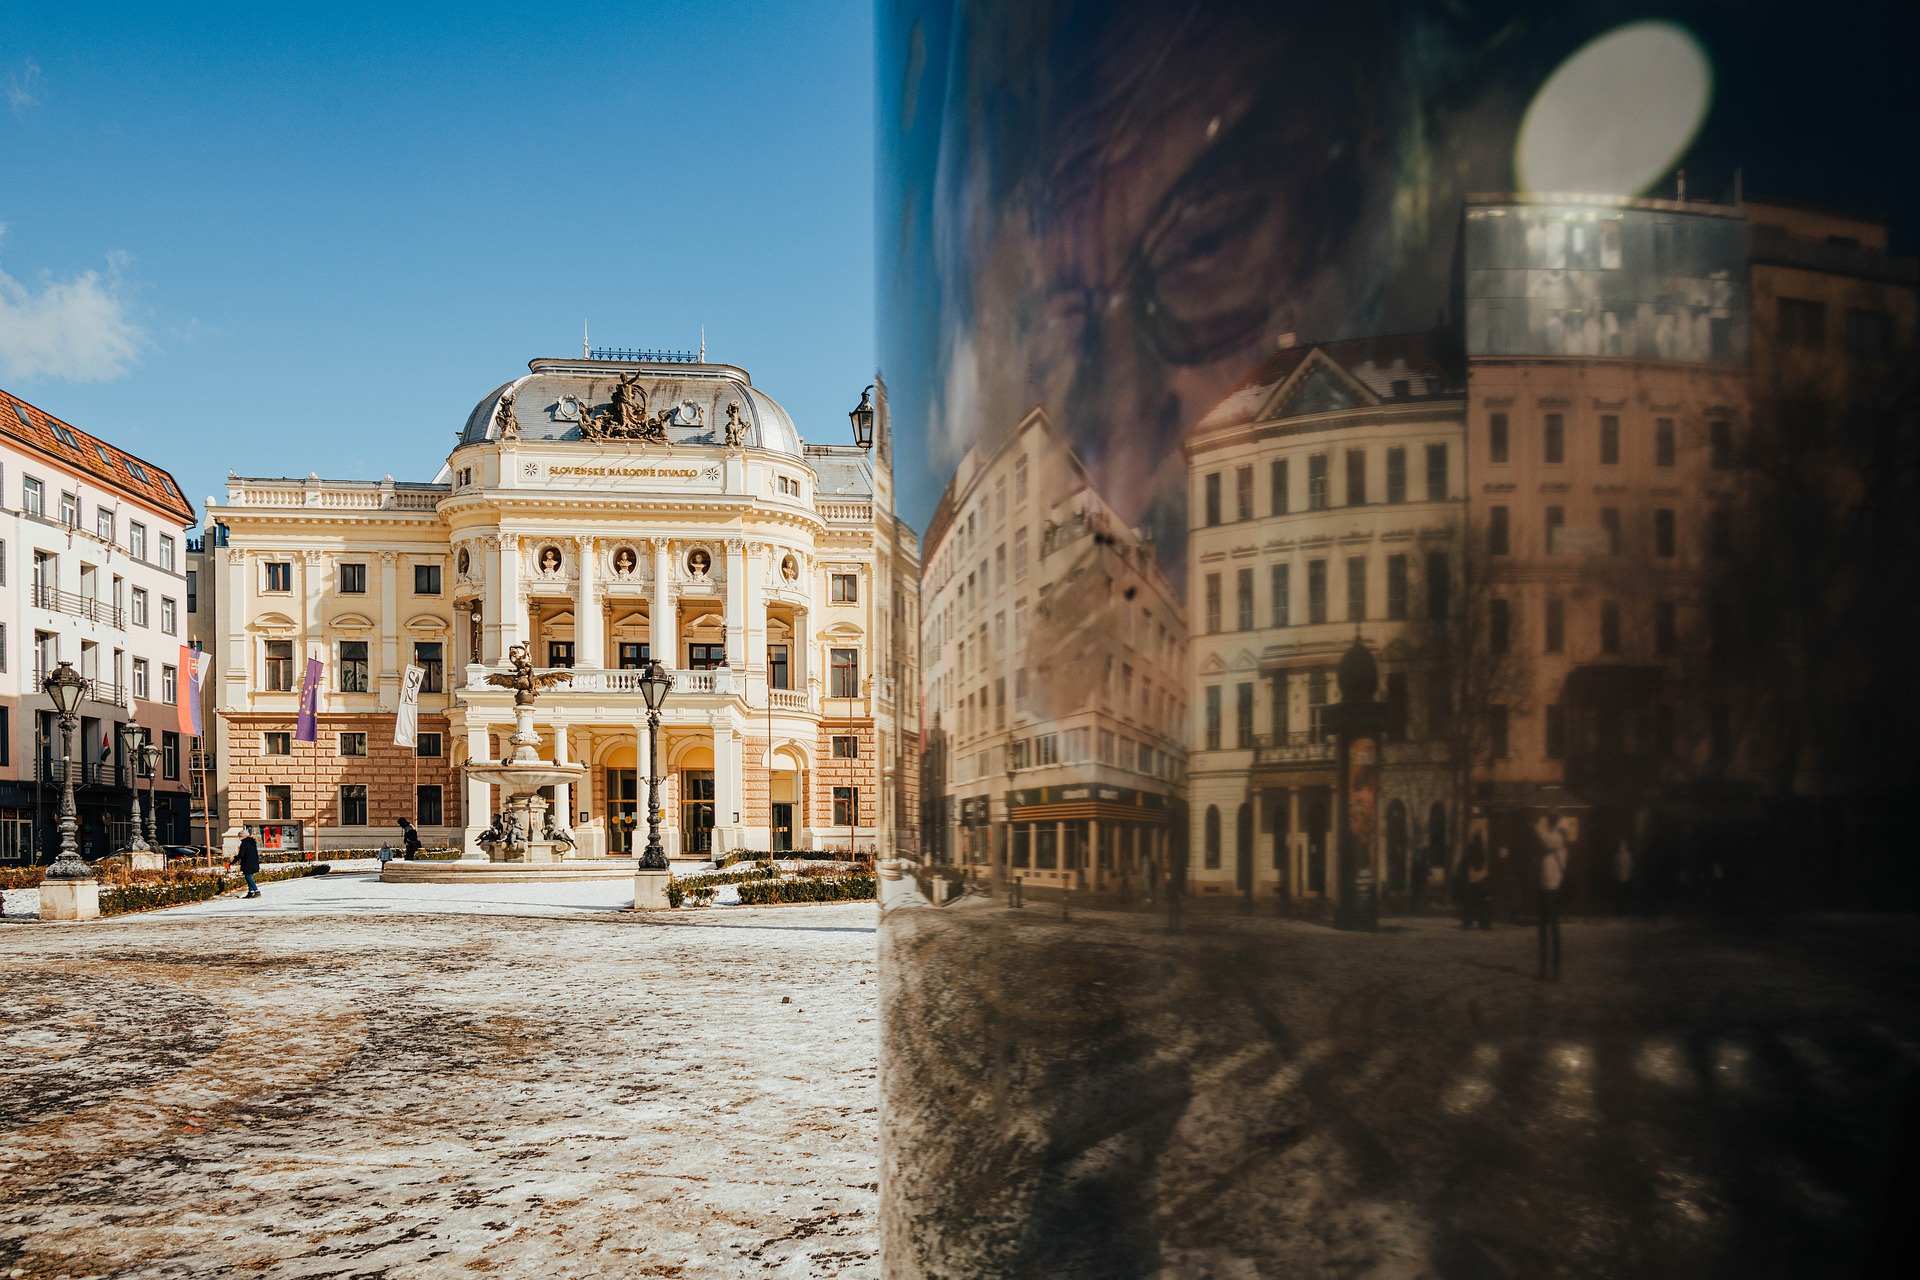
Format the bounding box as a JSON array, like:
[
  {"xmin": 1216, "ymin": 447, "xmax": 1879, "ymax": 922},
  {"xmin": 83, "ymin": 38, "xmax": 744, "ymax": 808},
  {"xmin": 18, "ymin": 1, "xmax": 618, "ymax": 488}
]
[
  {"xmin": 882, "ymin": 899, "xmax": 1920, "ymax": 1279},
  {"xmin": 0, "ymin": 882, "xmax": 880, "ymax": 1279}
]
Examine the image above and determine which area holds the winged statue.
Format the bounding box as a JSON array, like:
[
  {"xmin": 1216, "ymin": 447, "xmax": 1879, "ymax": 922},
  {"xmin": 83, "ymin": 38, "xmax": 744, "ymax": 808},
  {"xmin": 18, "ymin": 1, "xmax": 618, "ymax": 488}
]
[{"xmin": 485, "ymin": 642, "xmax": 574, "ymax": 705}]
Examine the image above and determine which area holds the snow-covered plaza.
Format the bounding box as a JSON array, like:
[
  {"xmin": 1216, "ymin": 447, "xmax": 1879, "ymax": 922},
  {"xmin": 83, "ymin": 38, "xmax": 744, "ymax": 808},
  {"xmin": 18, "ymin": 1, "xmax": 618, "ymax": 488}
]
[{"xmin": 0, "ymin": 869, "xmax": 879, "ymax": 1279}]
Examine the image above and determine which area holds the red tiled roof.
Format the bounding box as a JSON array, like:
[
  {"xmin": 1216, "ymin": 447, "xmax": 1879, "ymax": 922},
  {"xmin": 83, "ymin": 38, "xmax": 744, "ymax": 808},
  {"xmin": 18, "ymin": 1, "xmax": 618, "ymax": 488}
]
[{"xmin": 0, "ymin": 386, "xmax": 195, "ymax": 526}]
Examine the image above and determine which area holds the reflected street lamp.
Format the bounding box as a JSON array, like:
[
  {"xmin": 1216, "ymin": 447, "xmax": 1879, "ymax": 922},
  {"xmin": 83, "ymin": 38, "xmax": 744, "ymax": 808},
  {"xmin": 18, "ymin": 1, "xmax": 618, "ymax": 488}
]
[
  {"xmin": 41, "ymin": 661, "xmax": 91, "ymax": 881},
  {"xmin": 638, "ymin": 659, "xmax": 673, "ymax": 870},
  {"xmin": 118, "ymin": 721, "xmax": 149, "ymax": 854}
]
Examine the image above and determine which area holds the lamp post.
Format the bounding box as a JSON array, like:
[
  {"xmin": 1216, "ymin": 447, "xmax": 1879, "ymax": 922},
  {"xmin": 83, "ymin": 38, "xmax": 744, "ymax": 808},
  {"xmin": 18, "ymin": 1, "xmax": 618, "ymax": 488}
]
[
  {"xmin": 637, "ymin": 659, "xmax": 673, "ymax": 870},
  {"xmin": 41, "ymin": 661, "xmax": 90, "ymax": 881},
  {"xmin": 848, "ymin": 385, "xmax": 875, "ymax": 449},
  {"xmin": 141, "ymin": 740, "xmax": 163, "ymax": 849},
  {"xmin": 999, "ymin": 743, "xmax": 1015, "ymax": 900},
  {"xmin": 1327, "ymin": 636, "xmax": 1386, "ymax": 932},
  {"xmin": 119, "ymin": 721, "xmax": 150, "ymax": 855}
]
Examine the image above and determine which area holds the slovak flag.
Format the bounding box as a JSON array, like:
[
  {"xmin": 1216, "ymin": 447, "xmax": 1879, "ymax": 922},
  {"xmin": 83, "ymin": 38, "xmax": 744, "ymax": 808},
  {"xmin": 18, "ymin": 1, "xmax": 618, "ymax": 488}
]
[{"xmin": 177, "ymin": 645, "xmax": 208, "ymax": 737}]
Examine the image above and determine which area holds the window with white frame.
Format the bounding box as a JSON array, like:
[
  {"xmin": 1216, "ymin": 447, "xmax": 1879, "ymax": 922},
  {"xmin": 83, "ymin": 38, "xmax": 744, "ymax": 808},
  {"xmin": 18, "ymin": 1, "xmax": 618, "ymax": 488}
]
[
  {"xmin": 132, "ymin": 657, "xmax": 149, "ymax": 700},
  {"xmin": 161, "ymin": 664, "xmax": 177, "ymax": 704},
  {"xmin": 22, "ymin": 476, "xmax": 43, "ymax": 516},
  {"xmin": 159, "ymin": 534, "xmax": 175, "ymax": 571},
  {"xmin": 131, "ymin": 587, "xmax": 149, "ymax": 627},
  {"xmin": 160, "ymin": 597, "xmax": 177, "ymax": 635},
  {"xmin": 129, "ymin": 522, "xmax": 147, "ymax": 560}
]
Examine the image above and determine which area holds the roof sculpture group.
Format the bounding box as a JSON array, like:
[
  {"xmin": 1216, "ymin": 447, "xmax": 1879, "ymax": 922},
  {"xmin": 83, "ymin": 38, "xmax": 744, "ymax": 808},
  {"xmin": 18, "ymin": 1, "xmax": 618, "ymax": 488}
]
[{"xmin": 491, "ymin": 371, "xmax": 752, "ymax": 447}]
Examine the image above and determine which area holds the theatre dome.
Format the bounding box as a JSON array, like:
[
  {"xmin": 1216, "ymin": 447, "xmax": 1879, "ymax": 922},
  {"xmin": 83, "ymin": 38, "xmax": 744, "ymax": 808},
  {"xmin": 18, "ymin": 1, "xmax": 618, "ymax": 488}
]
[{"xmin": 459, "ymin": 359, "xmax": 805, "ymax": 457}]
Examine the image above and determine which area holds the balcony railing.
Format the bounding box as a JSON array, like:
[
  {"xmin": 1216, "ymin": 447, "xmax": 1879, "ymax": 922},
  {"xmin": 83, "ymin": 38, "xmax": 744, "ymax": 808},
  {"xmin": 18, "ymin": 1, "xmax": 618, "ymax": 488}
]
[
  {"xmin": 34, "ymin": 757, "xmax": 137, "ymax": 789},
  {"xmin": 819, "ymin": 501, "xmax": 873, "ymax": 524},
  {"xmin": 31, "ymin": 583, "xmax": 126, "ymax": 628},
  {"xmin": 1252, "ymin": 731, "xmax": 1336, "ymax": 765},
  {"xmin": 769, "ymin": 689, "xmax": 809, "ymax": 712}
]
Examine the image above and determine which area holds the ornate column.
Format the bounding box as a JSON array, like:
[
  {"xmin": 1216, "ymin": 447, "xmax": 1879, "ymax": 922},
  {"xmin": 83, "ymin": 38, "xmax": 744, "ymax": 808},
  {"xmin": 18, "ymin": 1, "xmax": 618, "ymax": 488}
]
[
  {"xmin": 574, "ymin": 536, "xmax": 602, "ymax": 668},
  {"xmin": 724, "ymin": 538, "xmax": 747, "ymax": 672},
  {"xmin": 462, "ymin": 720, "xmax": 492, "ymax": 859},
  {"xmin": 744, "ymin": 541, "xmax": 768, "ymax": 705},
  {"xmin": 650, "ymin": 539, "xmax": 677, "ymax": 668},
  {"xmin": 379, "ymin": 550, "xmax": 400, "ymax": 707},
  {"xmin": 496, "ymin": 533, "xmax": 524, "ymax": 656},
  {"xmin": 713, "ymin": 717, "xmax": 742, "ymax": 854},
  {"xmin": 552, "ymin": 719, "xmax": 572, "ymax": 841}
]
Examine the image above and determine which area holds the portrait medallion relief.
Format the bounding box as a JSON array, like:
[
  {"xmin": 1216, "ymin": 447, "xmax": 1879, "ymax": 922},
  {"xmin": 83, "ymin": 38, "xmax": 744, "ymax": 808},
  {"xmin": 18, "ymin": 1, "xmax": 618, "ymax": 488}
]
[
  {"xmin": 781, "ymin": 553, "xmax": 800, "ymax": 583},
  {"xmin": 686, "ymin": 548, "xmax": 713, "ymax": 579},
  {"xmin": 612, "ymin": 545, "xmax": 639, "ymax": 577},
  {"xmin": 537, "ymin": 544, "xmax": 564, "ymax": 575},
  {"xmin": 457, "ymin": 548, "xmax": 471, "ymax": 576}
]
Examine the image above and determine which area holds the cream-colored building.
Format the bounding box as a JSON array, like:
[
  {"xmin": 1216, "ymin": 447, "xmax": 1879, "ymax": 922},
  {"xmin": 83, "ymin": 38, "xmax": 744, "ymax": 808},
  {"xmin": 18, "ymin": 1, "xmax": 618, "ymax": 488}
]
[
  {"xmin": 205, "ymin": 353, "xmax": 917, "ymax": 859},
  {"xmin": 1184, "ymin": 336, "xmax": 1466, "ymax": 903},
  {"xmin": 920, "ymin": 407, "xmax": 1187, "ymax": 891}
]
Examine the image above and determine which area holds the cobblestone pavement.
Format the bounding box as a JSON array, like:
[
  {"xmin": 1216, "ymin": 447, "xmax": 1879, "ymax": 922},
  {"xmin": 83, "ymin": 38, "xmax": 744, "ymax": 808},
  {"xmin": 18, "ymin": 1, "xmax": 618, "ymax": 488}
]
[
  {"xmin": 1, "ymin": 889, "xmax": 881, "ymax": 1280},
  {"xmin": 882, "ymin": 902, "xmax": 1920, "ymax": 1279}
]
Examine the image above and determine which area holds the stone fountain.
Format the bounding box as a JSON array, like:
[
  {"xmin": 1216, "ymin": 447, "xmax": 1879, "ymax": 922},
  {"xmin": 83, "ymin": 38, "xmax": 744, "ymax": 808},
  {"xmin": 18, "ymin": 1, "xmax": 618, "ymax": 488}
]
[{"xmin": 463, "ymin": 642, "xmax": 586, "ymax": 864}]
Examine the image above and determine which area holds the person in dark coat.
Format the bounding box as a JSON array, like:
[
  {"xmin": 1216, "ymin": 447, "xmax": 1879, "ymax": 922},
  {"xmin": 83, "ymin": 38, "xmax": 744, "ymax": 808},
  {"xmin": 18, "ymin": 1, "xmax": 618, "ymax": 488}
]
[
  {"xmin": 237, "ymin": 833, "xmax": 262, "ymax": 898},
  {"xmin": 399, "ymin": 817, "xmax": 422, "ymax": 859}
]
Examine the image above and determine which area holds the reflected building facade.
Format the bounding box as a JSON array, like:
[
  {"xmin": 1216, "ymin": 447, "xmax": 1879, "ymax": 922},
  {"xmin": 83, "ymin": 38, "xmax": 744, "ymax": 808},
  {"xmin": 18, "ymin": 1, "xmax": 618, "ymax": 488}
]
[
  {"xmin": 919, "ymin": 408, "xmax": 1186, "ymax": 891},
  {"xmin": 1463, "ymin": 196, "xmax": 1751, "ymax": 909},
  {"xmin": 1184, "ymin": 336, "xmax": 1465, "ymax": 905}
]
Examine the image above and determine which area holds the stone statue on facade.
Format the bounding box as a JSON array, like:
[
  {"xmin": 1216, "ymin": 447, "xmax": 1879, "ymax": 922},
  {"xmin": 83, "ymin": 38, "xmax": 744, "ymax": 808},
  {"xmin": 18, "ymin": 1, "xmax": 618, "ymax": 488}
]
[
  {"xmin": 723, "ymin": 400, "xmax": 748, "ymax": 448},
  {"xmin": 495, "ymin": 391, "xmax": 520, "ymax": 440},
  {"xmin": 485, "ymin": 641, "xmax": 573, "ymax": 706},
  {"xmin": 610, "ymin": 373, "xmax": 648, "ymax": 433}
]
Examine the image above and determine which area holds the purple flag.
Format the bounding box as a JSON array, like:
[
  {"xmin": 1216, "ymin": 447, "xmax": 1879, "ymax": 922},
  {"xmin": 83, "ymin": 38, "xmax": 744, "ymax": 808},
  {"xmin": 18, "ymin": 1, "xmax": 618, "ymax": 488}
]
[{"xmin": 294, "ymin": 657, "xmax": 323, "ymax": 742}]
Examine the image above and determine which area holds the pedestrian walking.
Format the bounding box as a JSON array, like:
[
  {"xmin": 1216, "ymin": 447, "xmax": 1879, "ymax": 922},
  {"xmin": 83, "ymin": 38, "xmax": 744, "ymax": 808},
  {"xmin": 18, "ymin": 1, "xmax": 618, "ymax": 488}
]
[
  {"xmin": 399, "ymin": 817, "xmax": 422, "ymax": 859},
  {"xmin": 238, "ymin": 832, "xmax": 263, "ymax": 899},
  {"xmin": 1462, "ymin": 831, "xmax": 1492, "ymax": 930},
  {"xmin": 1535, "ymin": 811, "xmax": 1570, "ymax": 980}
]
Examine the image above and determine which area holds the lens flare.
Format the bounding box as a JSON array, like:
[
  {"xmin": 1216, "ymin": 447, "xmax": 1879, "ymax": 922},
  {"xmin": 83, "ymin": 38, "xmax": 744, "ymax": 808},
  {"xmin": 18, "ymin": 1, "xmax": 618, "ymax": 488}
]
[{"xmin": 1516, "ymin": 21, "xmax": 1712, "ymax": 201}]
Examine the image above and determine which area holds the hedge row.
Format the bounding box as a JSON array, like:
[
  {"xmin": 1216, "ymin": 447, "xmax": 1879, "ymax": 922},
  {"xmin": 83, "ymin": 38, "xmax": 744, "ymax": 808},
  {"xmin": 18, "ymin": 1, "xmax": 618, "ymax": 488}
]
[
  {"xmin": 667, "ymin": 861, "xmax": 783, "ymax": 905},
  {"xmin": 736, "ymin": 875, "xmax": 876, "ymax": 905},
  {"xmin": 99, "ymin": 863, "xmax": 331, "ymax": 917}
]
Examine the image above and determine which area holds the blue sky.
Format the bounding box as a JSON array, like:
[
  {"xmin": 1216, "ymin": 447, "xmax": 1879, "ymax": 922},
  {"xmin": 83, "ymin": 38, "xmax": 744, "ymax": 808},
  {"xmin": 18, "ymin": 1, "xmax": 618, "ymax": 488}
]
[{"xmin": 0, "ymin": 1, "xmax": 875, "ymax": 519}]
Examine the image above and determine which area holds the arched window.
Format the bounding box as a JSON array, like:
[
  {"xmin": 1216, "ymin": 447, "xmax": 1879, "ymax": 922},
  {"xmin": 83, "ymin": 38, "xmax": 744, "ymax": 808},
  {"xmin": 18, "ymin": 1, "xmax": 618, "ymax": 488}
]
[{"xmin": 1204, "ymin": 805, "xmax": 1222, "ymax": 869}]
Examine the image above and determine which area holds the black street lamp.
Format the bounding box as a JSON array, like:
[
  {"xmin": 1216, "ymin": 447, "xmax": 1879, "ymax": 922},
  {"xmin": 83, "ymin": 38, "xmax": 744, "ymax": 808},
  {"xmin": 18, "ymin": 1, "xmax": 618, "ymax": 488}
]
[
  {"xmin": 848, "ymin": 385, "xmax": 875, "ymax": 449},
  {"xmin": 999, "ymin": 742, "xmax": 1015, "ymax": 899},
  {"xmin": 141, "ymin": 740, "xmax": 163, "ymax": 848},
  {"xmin": 1326, "ymin": 637, "xmax": 1387, "ymax": 932},
  {"xmin": 41, "ymin": 661, "xmax": 91, "ymax": 881},
  {"xmin": 638, "ymin": 659, "xmax": 673, "ymax": 870},
  {"xmin": 118, "ymin": 722, "xmax": 150, "ymax": 854}
]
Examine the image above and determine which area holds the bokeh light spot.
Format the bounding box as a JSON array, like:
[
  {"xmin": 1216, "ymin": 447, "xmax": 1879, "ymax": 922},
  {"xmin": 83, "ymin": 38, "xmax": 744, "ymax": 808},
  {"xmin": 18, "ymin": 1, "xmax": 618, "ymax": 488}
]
[{"xmin": 1516, "ymin": 21, "xmax": 1712, "ymax": 201}]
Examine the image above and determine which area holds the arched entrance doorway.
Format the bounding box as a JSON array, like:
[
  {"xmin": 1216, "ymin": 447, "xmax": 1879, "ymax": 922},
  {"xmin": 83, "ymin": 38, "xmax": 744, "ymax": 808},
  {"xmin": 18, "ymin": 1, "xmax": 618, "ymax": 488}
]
[
  {"xmin": 770, "ymin": 746, "xmax": 804, "ymax": 853},
  {"xmin": 602, "ymin": 744, "xmax": 638, "ymax": 855},
  {"xmin": 678, "ymin": 744, "xmax": 715, "ymax": 857}
]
